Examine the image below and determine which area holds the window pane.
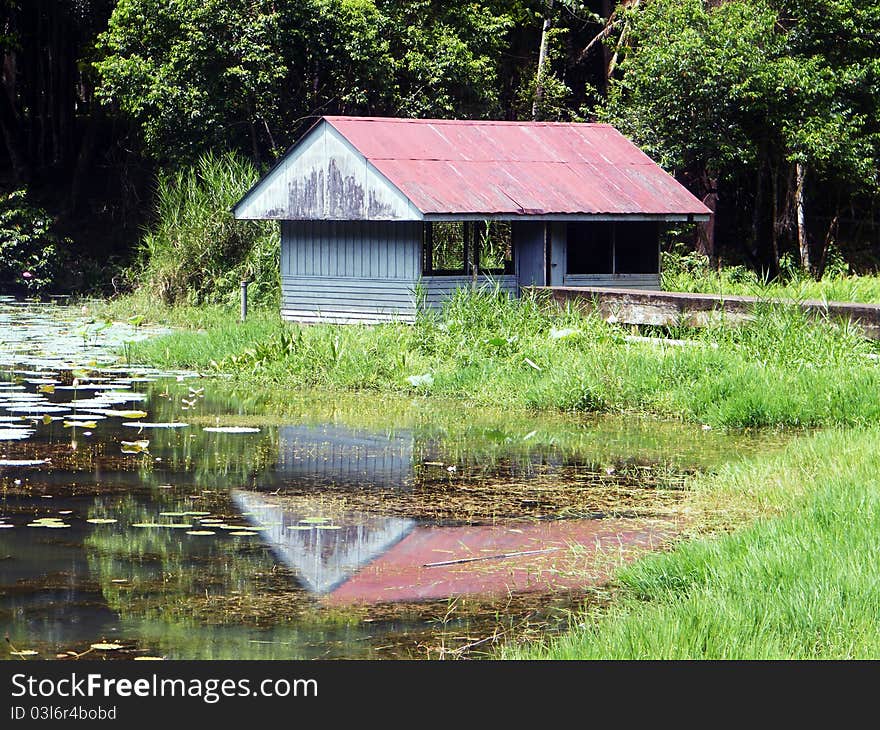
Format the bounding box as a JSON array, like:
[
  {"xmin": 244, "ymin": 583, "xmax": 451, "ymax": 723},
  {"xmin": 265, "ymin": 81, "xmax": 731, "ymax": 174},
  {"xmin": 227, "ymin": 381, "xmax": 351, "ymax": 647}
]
[
  {"xmin": 427, "ymin": 222, "xmax": 466, "ymax": 273},
  {"xmin": 614, "ymin": 222, "xmax": 659, "ymax": 273},
  {"xmin": 476, "ymin": 221, "xmax": 513, "ymax": 272},
  {"xmin": 566, "ymin": 222, "xmax": 612, "ymax": 274}
]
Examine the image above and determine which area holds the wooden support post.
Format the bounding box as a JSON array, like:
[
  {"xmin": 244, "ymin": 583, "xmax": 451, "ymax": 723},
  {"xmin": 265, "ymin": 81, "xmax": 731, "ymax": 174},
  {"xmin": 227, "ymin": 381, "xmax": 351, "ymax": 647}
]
[{"xmin": 240, "ymin": 279, "xmax": 249, "ymax": 322}]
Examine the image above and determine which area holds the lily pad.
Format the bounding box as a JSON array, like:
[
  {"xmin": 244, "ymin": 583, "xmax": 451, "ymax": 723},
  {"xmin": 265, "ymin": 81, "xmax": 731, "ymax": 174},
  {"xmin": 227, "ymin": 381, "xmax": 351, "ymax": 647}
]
[
  {"xmin": 122, "ymin": 422, "xmax": 189, "ymax": 429},
  {"xmin": 229, "ymin": 530, "xmax": 257, "ymax": 536},
  {"xmin": 0, "ymin": 428, "xmax": 34, "ymax": 440},
  {"xmin": 203, "ymin": 426, "xmax": 260, "ymax": 434},
  {"xmin": 185, "ymin": 530, "xmax": 216, "ymax": 536},
  {"xmin": 90, "ymin": 643, "xmax": 123, "ymax": 651},
  {"xmin": 86, "ymin": 518, "xmax": 118, "ymax": 524},
  {"xmin": 104, "ymin": 410, "xmax": 148, "ymax": 419}
]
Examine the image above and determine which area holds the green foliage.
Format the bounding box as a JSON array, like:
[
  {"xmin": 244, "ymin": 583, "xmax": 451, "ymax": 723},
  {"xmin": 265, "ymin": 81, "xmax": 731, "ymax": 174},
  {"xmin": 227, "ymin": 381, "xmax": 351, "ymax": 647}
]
[
  {"xmin": 0, "ymin": 189, "xmax": 69, "ymax": 295},
  {"xmin": 663, "ymin": 252, "xmax": 880, "ymax": 304},
  {"xmin": 603, "ymin": 0, "xmax": 880, "ymax": 185},
  {"xmin": 127, "ymin": 286, "xmax": 880, "ymax": 430},
  {"xmin": 505, "ymin": 426, "xmax": 880, "ymax": 658},
  {"xmin": 95, "ymin": 0, "xmax": 512, "ymax": 162},
  {"xmin": 135, "ymin": 152, "xmax": 279, "ymax": 306}
]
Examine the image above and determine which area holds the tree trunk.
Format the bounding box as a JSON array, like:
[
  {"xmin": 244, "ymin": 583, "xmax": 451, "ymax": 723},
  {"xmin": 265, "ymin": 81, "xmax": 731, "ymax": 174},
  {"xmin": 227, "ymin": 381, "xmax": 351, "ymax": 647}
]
[
  {"xmin": 770, "ymin": 164, "xmax": 780, "ymax": 274},
  {"xmin": 695, "ymin": 174, "xmax": 718, "ymax": 263},
  {"xmin": 750, "ymin": 161, "xmax": 763, "ymax": 262},
  {"xmin": 532, "ymin": 0, "xmax": 554, "ymax": 120},
  {"xmin": 795, "ymin": 160, "xmax": 810, "ymax": 273}
]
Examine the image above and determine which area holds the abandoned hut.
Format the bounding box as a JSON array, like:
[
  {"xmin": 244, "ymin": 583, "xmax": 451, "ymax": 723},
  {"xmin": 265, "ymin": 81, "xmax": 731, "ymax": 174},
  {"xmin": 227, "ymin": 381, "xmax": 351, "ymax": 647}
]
[{"xmin": 233, "ymin": 116, "xmax": 710, "ymax": 324}]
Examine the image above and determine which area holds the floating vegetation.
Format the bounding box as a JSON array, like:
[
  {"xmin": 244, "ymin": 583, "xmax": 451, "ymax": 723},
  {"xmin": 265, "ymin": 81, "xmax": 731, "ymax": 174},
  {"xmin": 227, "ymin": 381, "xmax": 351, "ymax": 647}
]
[
  {"xmin": 86, "ymin": 518, "xmax": 118, "ymax": 525},
  {"xmin": 103, "ymin": 410, "xmax": 148, "ymax": 419},
  {"xmin": 120, "ymin": 439, "xmax": 149, "ymax": 454},
  {"xmin": 185, "ymin": 530, "xmax": 216, "ymax": 536},
  {"xmin": 90, "ymin": 643, "xmax": 123, "ymax": 651},
  {"xmin": 9, "ymin": 650, "xmax": 38, "ymax": 657},
  {"xmin": 229, "ymin": 531, "xmax": 257, "ymax": 536},
  {"xmin": 315, "ymin": 525, "xmax": 342, "ymax": 530},
  {"xmin": 0, "ymin": 458, "xmax": 50, "ymax": 466},
  {"xmin": 121, "ymin": 422, "xmax": 189, "ymax": 429},
  {"xmin": 26, "ymin": 518, "xmax": 70, "ymax": 528},
  {"xmin": 64, "ymin": 420, "xmax": 98, "ymax": 428},
  {"xmin": 0, "ymin": 428, "xmax": 34, "ymax": 440},
  {"xmin": 6, "ymin": 405, "xmax": 70, "ymax": 414},
  {"xmin": 203, "ymin": 426, "xmax": 260, "ymax": 434}
]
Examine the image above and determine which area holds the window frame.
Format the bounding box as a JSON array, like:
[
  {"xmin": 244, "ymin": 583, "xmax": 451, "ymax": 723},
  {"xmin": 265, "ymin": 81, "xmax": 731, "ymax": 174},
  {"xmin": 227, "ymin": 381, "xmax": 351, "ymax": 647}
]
[{"xmin": 422, "ymin": 221, "xmax": 514, "ymax": 276}]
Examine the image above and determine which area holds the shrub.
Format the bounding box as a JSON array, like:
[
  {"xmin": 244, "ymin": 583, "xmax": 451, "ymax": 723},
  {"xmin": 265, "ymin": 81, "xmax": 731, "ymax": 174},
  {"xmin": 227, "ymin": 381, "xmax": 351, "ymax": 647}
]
[
  {"xmin": 136, "ymin": 152, "xmax": 279, "ymax": 306},
  {"xmin": 0, "ymin": 189, "xmax": 69, "ymax": 295}
]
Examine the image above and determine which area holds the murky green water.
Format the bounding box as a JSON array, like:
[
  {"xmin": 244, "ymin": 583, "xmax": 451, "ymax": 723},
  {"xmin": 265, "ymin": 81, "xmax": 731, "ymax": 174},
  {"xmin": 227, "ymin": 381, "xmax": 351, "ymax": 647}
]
[{"xmin": 0, "ymin": 300, "xmax": 785, "ymax": 659}]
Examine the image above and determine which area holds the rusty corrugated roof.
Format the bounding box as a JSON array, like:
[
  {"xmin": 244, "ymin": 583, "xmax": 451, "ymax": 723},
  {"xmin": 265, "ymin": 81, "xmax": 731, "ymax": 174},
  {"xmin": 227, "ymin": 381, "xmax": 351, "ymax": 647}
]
[{"xmin": 323, "ymin": 116, "xmax": 710, "ymax": 217}]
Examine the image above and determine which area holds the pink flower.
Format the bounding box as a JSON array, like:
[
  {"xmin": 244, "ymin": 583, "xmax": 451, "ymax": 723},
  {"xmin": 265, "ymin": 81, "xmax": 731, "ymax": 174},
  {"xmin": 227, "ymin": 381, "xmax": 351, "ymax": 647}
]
[{"xmin": 21, "ymin": 271, "xmax": 32, "ymax": 279}]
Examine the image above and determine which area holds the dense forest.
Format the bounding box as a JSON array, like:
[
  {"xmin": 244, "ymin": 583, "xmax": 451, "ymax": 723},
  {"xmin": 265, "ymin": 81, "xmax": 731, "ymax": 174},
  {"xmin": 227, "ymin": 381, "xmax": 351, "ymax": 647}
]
[{"xmin": 2, "ymin": 0, "xmax": 879, "ymax": 296}]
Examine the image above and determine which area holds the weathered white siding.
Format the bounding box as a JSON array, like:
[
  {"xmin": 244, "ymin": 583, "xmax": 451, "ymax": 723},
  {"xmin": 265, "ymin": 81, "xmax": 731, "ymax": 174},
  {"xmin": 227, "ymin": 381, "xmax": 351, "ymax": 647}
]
[
  {"xmin": 235, "ymin": 121, "xmax": 422, "ymax": 221},
  {"xmin": 281, "ymin": 220, "xmax": 420, "ymax": 323}
]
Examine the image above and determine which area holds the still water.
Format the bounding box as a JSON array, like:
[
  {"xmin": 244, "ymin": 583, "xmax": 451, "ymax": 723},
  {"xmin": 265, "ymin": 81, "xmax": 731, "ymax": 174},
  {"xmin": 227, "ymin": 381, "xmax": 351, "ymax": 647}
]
[{"xmin": 0, "ymin": 300, "xmax": 781, "ymax": 659}]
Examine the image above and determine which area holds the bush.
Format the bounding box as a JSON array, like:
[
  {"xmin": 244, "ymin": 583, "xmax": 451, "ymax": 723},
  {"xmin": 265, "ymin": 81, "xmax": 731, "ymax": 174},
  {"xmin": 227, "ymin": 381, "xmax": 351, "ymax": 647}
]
[
  {"xmin": 0, "ymin": 189, "xmax": 69, "ymax": 295},
  {"xmin": 136, "ymin": 152, "xmax": 279, "ymax": 306}
]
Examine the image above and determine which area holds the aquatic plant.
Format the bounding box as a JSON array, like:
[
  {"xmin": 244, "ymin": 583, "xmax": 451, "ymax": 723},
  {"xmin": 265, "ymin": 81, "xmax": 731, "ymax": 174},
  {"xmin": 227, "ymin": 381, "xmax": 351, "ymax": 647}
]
[{"xmin": 126, "ymin": 288, "xmax": 880, "ymax": 429}]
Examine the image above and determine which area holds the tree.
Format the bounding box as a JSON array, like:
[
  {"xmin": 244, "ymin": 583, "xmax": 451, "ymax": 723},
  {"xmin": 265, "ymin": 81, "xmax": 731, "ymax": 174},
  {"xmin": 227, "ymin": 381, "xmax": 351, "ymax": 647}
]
[
  {"xmin": 599, "ymin": 0, "xmax": 880, "ymax": 274},
  {"xmin": 94, "ymin": 0, "xmax": 512, "ymax": 163}
]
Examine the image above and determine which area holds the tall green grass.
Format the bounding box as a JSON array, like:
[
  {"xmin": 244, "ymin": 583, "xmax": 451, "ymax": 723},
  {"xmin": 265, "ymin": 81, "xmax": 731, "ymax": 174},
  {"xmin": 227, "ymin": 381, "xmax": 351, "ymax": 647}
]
[
  {"xmin": 504, "ymin": 426, "xmax": 880, "ymax": 659},
  {"xmin": 134, "ymin": 152, "xmax": 279, "ymax": 307},
  {"xmin": 124, "ymin": 287, "xmax": 880, "ymax": 429},
  {"xmin": 662, "ymin": 248, "xmax": 880, "ymax": 303}
]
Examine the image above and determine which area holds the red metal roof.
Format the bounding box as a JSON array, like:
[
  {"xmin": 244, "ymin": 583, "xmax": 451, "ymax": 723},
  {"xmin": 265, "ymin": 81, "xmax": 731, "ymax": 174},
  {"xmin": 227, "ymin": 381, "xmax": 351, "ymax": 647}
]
[
  {"xmin": 324, "ymin": 517, "xmax": 676, "ymax": 605},
  {"xmin": 324, "ymin": 116, "xmax": 710, "ymax": 217}
]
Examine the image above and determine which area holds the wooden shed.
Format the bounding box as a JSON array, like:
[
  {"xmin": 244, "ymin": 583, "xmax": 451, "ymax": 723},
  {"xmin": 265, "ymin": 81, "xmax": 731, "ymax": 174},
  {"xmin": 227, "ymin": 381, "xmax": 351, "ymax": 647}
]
[{"xmin": 233, "ymin": 116, "xmax": 710, "ymax": 324}]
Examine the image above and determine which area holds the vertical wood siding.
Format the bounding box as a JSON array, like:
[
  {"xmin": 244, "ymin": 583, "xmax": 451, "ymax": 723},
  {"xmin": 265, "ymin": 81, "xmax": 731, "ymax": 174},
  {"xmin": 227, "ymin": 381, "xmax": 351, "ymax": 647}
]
[{"xmin": 281, "ymin": 220, "xmax": 421, "ymax": 323}]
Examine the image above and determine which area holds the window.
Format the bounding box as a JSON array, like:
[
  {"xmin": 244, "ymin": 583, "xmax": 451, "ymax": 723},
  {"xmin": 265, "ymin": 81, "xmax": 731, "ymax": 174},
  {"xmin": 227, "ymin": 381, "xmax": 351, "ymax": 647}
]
[
  {"xmin": 423, "ymin": 221, "xmax": 513, "ymax": 275},
  {"xmin": 424, "ymin": 222, "xmax": 467, "ymax": 274},
  {"xmin": 474, "ymin": 221, "xmax": 513, "ymax": 274},
  {"xmin": 614, "ymin": 222, "xmax": 659, "ymax": 273},
  {"xmin": 566, "ymin": 221, "xmax": 658, "ymax": 275},
  {"xmin": 566, "ymin": 222, "xmax": 613, "ymax": 274}
]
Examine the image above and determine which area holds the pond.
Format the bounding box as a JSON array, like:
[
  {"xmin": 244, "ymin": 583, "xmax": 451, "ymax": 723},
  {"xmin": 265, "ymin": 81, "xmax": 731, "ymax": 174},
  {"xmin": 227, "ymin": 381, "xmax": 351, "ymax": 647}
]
[{"xmin": 0, "ymin": 299, "xmax": 783, "ymax": 659}]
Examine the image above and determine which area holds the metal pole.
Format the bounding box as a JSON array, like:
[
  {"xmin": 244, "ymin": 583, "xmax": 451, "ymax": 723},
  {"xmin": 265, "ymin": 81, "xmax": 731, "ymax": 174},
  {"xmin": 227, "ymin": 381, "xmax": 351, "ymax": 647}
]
[{"xmin": 240, "ymin": 279, "xmax": 249, "ymax": 322}]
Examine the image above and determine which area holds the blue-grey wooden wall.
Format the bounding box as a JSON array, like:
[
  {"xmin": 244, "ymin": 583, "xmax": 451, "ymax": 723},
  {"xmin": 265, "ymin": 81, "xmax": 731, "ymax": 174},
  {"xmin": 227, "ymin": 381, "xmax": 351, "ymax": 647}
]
[
  {"xmin": 281, "ymin": 220, "xmax": 421, "ymax": 323},
  {"xmin": 280, "ymin": 219, "xmax": 659, "ymax": 324}
]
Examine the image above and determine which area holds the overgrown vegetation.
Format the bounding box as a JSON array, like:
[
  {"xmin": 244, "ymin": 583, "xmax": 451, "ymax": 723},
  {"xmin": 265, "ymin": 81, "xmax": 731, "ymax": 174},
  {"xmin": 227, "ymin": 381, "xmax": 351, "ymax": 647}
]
[
  {"xmin": 132, "ymin": 152, "xmax": 278, "ymax": 307},
  {"xmin": 122, "ymin": 287, "xmax": 880, "ymax": 430},
  {"xmin": 5, "ymin": 1, "xmax": 880, "ymax": 292},
  {"xmin": 0, "ymin": 189, "xmax": 69, "ymax": 295},
  {"xmin": 661, "ymin": 246, "xmax": 880, "ymax": 303},
  {"xmin": 504, "ymin": 426, "xmax": 880, "ymax": 659}
]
